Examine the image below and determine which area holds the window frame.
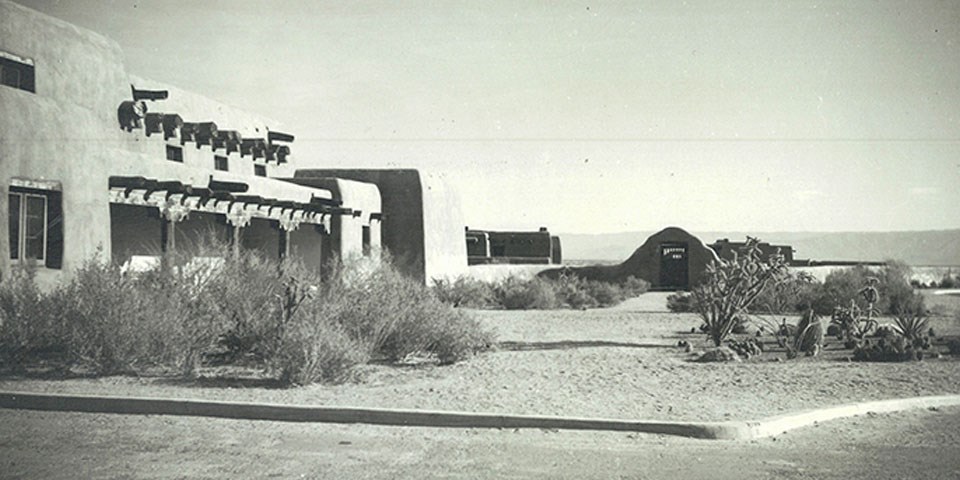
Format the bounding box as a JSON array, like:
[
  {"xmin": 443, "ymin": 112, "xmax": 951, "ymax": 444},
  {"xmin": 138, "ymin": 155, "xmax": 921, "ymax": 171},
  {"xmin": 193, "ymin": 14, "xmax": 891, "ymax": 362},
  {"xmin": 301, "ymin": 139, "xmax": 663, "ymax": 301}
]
[
  {"xmin": 166, "ymin": 145, "xmax": 184, "ymax": 163},
  {"xmin": 214, "ymin": 155, "xmax": 229, "ymax": 171},
  {"xmin": 8, "ymin": 185, "xmax": 62, "ymax": 269},
  {"xmin": 0, "ymin": 52, "xmax": 36, "ymax": 93},
  {"xmin": 9, "ymin": 191, "xmax": 48, "ymax": 262}
]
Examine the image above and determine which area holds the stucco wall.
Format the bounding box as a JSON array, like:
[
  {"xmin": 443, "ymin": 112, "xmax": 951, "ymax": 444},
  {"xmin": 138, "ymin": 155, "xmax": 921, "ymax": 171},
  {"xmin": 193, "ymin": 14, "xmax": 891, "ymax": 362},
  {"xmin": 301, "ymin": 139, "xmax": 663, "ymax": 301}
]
[
  {"xmin": 284, "ymin": 177, "xmax": 382, "ymax": 261},
  {"xmin": 293, "ymin": 169, "xmax": 467, "ymax": 283},
  {"xmin": 419, "ymin": 172, "xmax": 468, "ymax": 282},
  {"xmin": 1, "ymin": 0, "xmax": 131, "ymax": 284},
  {"xmin": 539, "ymin": 226, "xmax": 720, "ymax": 290},
  {"xmin": 1, "ymin": 1, "xmax": 334, "ymax": 284}
]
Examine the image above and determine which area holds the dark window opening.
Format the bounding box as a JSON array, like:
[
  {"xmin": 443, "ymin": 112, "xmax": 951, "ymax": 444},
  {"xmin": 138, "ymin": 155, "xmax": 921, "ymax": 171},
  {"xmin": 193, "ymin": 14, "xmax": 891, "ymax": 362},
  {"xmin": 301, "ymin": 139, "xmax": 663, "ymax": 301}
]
[
  {"xmin": 166, "ymin": 145, "xmax": 183, "ymax": 162},
  {"xmin": 254, "ymin": 164, "xmax": 267, "ymax": 177},
  {"xmin": 8, "ymin": 194, "xmax": 20, "ymax": 260},
  {"xmin": 8, "ymin": 187, "xmax": 63, "ymax": 269},
  {"xmin": 214, "ymin": 155, "xmax": 228, "ymax": 171},
  {"xmin": 0, "ymin": 56, "xmax": 35, "ymax": 93},
  {"xmin": 362, "ymin": 225, "xmax": 371, "ymax": 256}
]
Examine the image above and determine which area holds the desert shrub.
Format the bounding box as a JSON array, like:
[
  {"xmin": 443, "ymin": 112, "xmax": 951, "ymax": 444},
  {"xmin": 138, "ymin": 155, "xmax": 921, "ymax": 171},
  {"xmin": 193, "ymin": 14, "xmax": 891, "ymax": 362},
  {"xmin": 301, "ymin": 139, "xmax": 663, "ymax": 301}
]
[
  {"xmin": 695, "ymin": 346, "xmax": 741, "ymax": 363},
  {"xmin": 133, "ymin": 262, "xmax": 227, "ymax": 377},
  {"xmin": 804, "ymin": 261, "xmax": 917, "ymax": 316},
  {"xmin": 426, "ymin": 313, "xmax": 495, "ymax": 365},
  {"xmin": 494, "ymin": 276, "xmax": 560, "ymax": 310},
  {"xmin": 620, "ymin": 276, "xmax": 651, "ymax": 297},
  {"xmin": 435, "ymin": 274, "xmax": 646, "ymax": 311},
  {"xmin": 270, "ymin": 301, "xmax": 366, "ymax": 386},
  {"xmin": 881, "ymin": 261, "xmax": 921, "ymax": 316},
  {"xmin": 691, "ymin": 237, "xmax": 790, "ymax": 346},
  {"xmin": 948, "ymin": 338, "xmax": 960, "ymax": 355},
  {"xmin": 210, "ymin": 251, "xmax": 286, "ymax": 360},
  {"xmin": 726, "ymin": 337, "xmax": 763, "ymax": 359},
  {"xmin": 754, "ymin": 270, "xmax": 818, "ymax": 315},
  {"xmin": 852, "ymin": 333, "xmax": 930, "ymax": 362},
  {"xmin": 57, "ymin": 258, "xmax": 151, "ymax": 375},
  {"xmin": 431, "ymin": 277, "xmax": 499, "ymax": 309},
  {"xmin": 666, "ymin": 292, "xmax": 697, "ymax": 313},
  {"xmin": 3, "ymin": 249, "xmax": 495, "ymax": 383},
  {"xmin": 556, "ymin": 278, "xmax": 598, "ymax": 310},
  {"xmin": 0, "ymin": 266, "xmax": 66, "ymax": 368},
  {"xmin": 321, "ymin": 258, "xmax": 494, "ymax": 365},
  {"xmin": 829, "ymin": 277, "xmax": 881, "ymax": 349},
  {"xmin": 579, "ymin": 279, "xmax": 624, "ymax": 308}
]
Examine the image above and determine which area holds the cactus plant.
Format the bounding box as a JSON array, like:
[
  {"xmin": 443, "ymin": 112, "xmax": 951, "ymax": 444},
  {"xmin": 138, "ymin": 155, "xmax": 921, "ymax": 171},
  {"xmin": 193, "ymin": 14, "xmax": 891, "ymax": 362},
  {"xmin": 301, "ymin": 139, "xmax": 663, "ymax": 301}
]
[{"xmin": 691, "ymin": 237, "xmax": 790, "ymax": 347}]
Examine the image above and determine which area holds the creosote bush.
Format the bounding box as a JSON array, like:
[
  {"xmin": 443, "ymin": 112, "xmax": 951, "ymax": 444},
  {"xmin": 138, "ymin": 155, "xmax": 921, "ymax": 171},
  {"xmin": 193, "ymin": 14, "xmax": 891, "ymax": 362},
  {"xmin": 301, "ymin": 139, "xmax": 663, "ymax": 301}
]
[
  {"xmin": 432, "ymin": 274, "xmax": 649, "ymax": 311},
  {"xmin": 666, "ymin": 291, "xmax": 698, "ymax": 313},
  {"xmin": 0, "ymin": 248, "xmax": 494, "ymax": 386},
  {"xmin": 0, "ymin": 266, "xmax": 65, "ymax": 369}
]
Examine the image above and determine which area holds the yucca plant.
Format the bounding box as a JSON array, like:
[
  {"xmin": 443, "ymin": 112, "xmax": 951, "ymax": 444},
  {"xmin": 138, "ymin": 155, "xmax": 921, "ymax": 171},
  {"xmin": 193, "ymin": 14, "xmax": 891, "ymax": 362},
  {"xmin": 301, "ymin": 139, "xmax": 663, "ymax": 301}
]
[{"xmin": 892, "ymin": 293, "xmax": 929, "ymax": 341}]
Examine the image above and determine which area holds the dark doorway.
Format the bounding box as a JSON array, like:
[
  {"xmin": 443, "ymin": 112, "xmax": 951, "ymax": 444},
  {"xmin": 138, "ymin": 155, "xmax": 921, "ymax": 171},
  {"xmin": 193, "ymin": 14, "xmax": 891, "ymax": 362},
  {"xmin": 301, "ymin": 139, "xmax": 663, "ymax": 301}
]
[{"xmin": 659, "ymin": 242, "xmax": 689, "ymax": 289}]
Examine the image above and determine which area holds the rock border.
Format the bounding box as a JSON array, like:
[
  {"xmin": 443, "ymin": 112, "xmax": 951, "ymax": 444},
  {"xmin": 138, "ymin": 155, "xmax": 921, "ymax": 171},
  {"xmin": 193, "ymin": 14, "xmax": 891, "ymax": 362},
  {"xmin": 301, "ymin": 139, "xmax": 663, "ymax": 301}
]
[{"xmin": 2, "ymin": 391, "xmax": 959, "ymax": 440}]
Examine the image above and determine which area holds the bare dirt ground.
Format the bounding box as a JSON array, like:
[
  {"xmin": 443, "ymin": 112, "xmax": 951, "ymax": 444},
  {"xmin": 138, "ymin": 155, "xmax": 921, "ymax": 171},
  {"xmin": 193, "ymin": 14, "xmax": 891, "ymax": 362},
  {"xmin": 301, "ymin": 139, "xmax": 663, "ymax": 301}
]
[
  {"xmin": 3, "ymin": 404, "xmax": 960, "ymax": 479},
  {"xmin": 2, "ymin": 293, "xmax": 960, "ymax": 478},
  {"xmin": 2, "ymin": 293, "xmax": 959, "ymax": 422}
]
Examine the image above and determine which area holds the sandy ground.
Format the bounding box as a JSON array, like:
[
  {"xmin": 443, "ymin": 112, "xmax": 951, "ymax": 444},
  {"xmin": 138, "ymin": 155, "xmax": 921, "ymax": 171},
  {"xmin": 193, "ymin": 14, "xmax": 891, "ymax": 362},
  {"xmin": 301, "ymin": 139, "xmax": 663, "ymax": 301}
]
[
  {"xmin": 2, "ymin": 293, "xmax": 959, "ymax": 423},
  {"xmin": 3, "ymin": 405, "xmax": 960, "ymax": 479}
]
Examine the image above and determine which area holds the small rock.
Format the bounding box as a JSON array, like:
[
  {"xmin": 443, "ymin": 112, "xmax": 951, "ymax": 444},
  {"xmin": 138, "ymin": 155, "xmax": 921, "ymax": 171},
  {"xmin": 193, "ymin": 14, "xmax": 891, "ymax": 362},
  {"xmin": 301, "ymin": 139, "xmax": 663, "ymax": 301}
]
[{"xmin": 695, "ymin": 346, "xmax": 741, "ymax": 363}]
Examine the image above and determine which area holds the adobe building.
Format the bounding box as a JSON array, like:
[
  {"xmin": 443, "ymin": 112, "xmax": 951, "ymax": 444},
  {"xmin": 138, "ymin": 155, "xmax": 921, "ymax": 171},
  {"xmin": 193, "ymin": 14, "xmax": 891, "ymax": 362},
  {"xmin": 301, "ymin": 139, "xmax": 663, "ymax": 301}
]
[
  {"xmin": 539, "ymin": 226, "xmax": 719, "ymax": 291},
  {"xmin": 291, "ymin": 169, "xmax": 468, "ymax": 283},
  {"xmin": 465, "ymin": 227, "xmax": 562, "ymax": 265},
  {"xmin": 1, "ymin": 1, "xmax": 469, "ymax": 286},
  {"xmin": 708, "ymin": 238, "xmax": 795, "ymax": 264}
]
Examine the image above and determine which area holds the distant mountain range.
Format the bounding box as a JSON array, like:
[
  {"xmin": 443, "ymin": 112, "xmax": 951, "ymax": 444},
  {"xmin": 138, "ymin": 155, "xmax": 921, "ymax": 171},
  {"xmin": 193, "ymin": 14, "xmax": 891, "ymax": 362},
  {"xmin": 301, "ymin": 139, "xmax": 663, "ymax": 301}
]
[{"xmin": 557, "ymin": 229, "xmax": 960, "ymax": 266}]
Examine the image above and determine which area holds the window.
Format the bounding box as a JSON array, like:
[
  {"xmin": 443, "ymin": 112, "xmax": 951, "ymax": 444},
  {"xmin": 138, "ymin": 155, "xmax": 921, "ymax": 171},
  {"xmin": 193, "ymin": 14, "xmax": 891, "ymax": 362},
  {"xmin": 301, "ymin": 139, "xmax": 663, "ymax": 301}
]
[
  {"xmin": 214, "ymin": 155, "xmax": 228, "ymax": 171},
  {"xmin": 8, "ymin": 187, "xmax": 63, "ymax": 269},
  {"xmin": 362, "ymin": 225, "xmax": 371, "ymax": 256},
  {"xmin": 0, "ymin": 54, "xmax": 35, "ymax": 93},
  {"xmin": 254, "ymin": 164, "xmax": 267, "ymax": 177},
  {"xmin": 166, "ymin": 145, "xmax": 183, "ymax": 162}
]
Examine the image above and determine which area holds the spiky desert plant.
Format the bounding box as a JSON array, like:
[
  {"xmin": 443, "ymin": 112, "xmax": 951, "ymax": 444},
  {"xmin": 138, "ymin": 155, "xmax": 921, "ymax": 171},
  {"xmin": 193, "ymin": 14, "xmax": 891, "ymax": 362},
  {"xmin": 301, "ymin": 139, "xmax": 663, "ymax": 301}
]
[
  {"xmin": 786, "ymin": 309, "xmax": 824, "ymax": 358},
  {"xmin": 830, "ymin": 277, "xmax": 881, "ymax": 347},
  {"xmin": 892, "ymin": 293, "xmax": 929, "ymax": 341},
  {"xmin": 692, "ymin": 237, "xmax": 790, "ymax": 346}
]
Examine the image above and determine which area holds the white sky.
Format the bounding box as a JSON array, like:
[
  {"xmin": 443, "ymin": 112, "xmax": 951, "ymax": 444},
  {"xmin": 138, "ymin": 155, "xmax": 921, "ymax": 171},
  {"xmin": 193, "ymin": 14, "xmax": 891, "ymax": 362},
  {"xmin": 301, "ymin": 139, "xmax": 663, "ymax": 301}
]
[{"xmin": 17, "ymin": 0, "xmax": 960, "ymax": 233}]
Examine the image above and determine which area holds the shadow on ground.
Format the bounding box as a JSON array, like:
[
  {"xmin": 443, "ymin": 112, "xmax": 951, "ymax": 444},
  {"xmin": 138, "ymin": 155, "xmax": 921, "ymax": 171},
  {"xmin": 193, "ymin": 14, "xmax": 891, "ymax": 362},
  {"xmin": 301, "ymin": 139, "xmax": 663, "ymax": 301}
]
[{"xmin": 496, "ymin": 340, "xmax": 670, "ymax": 351}]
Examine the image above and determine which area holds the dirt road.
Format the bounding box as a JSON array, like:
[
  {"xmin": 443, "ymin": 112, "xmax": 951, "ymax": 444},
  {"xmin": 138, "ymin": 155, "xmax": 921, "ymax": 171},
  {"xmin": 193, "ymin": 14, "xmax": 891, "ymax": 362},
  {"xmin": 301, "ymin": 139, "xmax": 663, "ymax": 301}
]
[{"xmin": 3, "ymin": 405, "xmax": 959, "ymax": 479}]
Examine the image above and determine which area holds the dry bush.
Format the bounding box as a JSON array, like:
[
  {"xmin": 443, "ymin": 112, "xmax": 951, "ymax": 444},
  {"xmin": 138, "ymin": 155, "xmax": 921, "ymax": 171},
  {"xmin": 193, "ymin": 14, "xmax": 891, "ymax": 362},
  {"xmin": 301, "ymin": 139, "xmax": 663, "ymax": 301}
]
[
  {"xmin": 270, "ymin": 300, "xmax": 366, "ymax": 385},
  {"xmin": 0, "ymin": 266, "xmax": 66, "ymax": 368},
  {"xmin": 432, "ymin": 277, "xmax": 499, "ymax": 308},
  {"xmin": 322, "ymin": 257, "xmax": 494, "ymax": 365},
  {"xmin": 495, "ymin": 276, "xmax": 561, "ymax": 310}
]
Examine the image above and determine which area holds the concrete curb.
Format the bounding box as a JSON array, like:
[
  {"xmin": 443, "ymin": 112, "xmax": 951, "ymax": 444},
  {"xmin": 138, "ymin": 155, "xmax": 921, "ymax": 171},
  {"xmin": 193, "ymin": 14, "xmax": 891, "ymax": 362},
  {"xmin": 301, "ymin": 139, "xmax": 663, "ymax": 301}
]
[{"xmin": 2, "ymin": 390, "xmax": 959, "ymax": 440}]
